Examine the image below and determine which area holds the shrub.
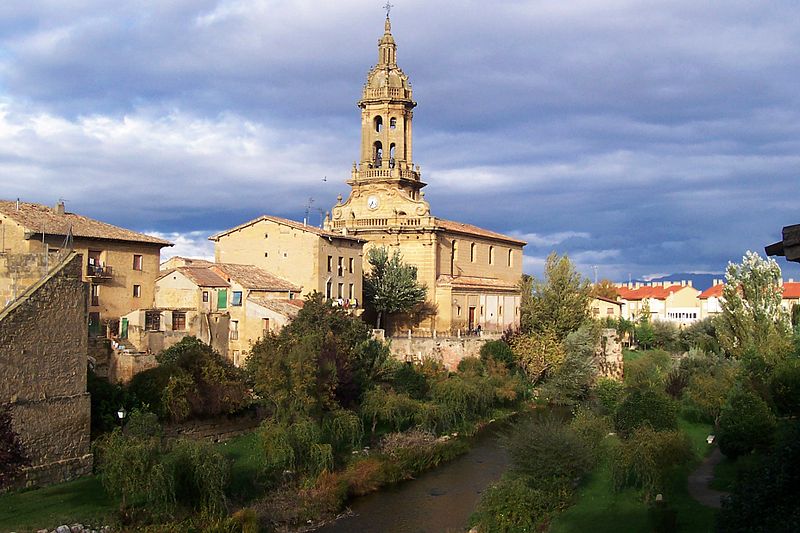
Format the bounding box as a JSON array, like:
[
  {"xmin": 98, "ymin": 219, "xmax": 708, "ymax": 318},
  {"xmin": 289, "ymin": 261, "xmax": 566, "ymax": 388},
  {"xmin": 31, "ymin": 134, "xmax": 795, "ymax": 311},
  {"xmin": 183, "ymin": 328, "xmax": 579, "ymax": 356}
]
[
  {"xmin": 624, "ymin": 350, "xmax": 672, "ymax": 390},
  {"xmin": 391, "ymin": 362, "xmax": 429, "ymax": 400},
  {"xmin": 343, "ymin": 457, "xmax": 385, "ymax": 496},
  {"xmin": 505, "ymin": 417, "xmax": 594, "ymax": 487},
  {"xmin": 479, "ymin": 340, "xmax": 515, "ymax": 368},
  {"xmin": 510, "ymin": 330, "xmax": 566, "ymax": 383},
  {"xmin": 167, "ymin": 438, "xmax": 229, "ymax": 516},
  {"xmin": 652, "ymin": 320, "xmax": 679, "ymax": 352},
  {"xmin": 614, "ymin": 389, "xmax": 677, "ymax": 437},
  {"xmin": 769, "ymin": 357, "xmax": 800, "ymax": 416},
  {"xmin": 717, "ymin": 387, "xmax": 776, "ymax": 459},
  {"xmin": 360, "ymin": 387, "xmax": 420, "ymax": 434},
  {"xmin": 611, "ymin": 427, "xmax": 694, "ymax": 498},
  {"xmin": 88, "ymin": 368, "xmax": 134, "ymax": 436},
  {"xmin": 457, "ymin": 356, "xmax": 486, "ymax": 376},
  {"xmin": 594, "ymin": 377, "xmax": 625, "ymax": 414},
  {"xmin": 469, "ymin": 475, "xmax": 571, "ymax": 533},
  {"xmin": 682, "ymin": 362, "xmax": 737, "ymax": 423},
  {"xmin": 663, "ymin": 366, "xmax": 689, "ymax": 399},
  {"xmin": 570, "ymin": 407, "xmax": 611, "ymax": 462},
  {"xmin": 259, "ymin": 418, "xmax": 333, "ymax": 478},
  {"xmin": 430, "ymin": 374, "xmax": 495, "ymax": 431}
]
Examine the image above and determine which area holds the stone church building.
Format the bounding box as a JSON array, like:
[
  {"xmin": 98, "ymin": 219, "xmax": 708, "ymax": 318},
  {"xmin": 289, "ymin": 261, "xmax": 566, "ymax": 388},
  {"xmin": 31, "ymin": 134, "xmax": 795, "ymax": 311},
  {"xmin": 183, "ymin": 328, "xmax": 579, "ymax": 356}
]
[{"xmin": 324, "ymin": 16, "xmax": 526, "ymax": 334}]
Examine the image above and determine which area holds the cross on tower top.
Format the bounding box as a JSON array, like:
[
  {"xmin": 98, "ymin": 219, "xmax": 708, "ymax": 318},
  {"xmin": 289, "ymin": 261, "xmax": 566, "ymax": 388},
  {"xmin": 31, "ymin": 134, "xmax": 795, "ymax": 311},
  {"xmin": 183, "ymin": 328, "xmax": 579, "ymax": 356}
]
[{"xmin": 383, "ymin": 2, "xmax": 394, "ymax": 18}]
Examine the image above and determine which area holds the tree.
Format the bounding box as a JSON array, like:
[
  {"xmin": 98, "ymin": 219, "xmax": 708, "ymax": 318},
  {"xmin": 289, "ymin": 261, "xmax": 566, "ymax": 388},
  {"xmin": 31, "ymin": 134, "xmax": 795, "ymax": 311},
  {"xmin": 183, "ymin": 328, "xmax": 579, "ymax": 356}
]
[
  {"xmin": 521, "ymin": 252, "xmax": 591, "ymax": 340},
  {"xmin": 717, "ymin": 387, "xmax": 776, "ymax": 459},
  {"xmin": 591, "ymin": 279, "xmax": 619, "ymax": 300},
  {"xmin": 716, "ymin": 251, "xmax": 792, "ymax": 361},
  {"xmin": 363, "ymin": 246, "xmax": 427, "ymax": 331}
]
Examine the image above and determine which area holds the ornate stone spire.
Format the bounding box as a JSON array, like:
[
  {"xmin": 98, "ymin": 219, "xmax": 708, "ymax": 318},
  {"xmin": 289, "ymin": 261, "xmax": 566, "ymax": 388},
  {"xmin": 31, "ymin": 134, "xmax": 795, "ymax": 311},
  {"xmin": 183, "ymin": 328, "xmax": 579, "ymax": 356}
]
[{"xmin": 378, "ymin": 16, "xmax": 397, "ymax": 67}]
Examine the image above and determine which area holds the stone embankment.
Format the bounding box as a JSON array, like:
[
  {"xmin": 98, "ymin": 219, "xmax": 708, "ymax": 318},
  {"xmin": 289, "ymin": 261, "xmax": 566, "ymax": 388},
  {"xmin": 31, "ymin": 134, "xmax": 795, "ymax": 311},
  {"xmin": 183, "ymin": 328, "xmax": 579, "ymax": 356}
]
[{"xmin": 19, "ymin": 524, "xmax": 111, "ymax": 533}]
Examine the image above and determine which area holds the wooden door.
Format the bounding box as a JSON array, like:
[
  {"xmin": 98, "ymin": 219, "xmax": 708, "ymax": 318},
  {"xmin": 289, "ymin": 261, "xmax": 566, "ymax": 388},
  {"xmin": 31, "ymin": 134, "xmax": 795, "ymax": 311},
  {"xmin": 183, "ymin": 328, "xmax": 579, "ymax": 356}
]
[{"xmin": 468, "ymin": 306, "xmax": 476, "ymax": 332}]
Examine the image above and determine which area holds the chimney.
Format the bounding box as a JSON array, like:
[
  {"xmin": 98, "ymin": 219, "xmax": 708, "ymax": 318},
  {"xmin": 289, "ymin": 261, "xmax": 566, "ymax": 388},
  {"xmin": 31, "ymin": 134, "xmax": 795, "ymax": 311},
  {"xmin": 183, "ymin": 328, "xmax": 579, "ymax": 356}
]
[
  {"xmin": 55, "ymin": 200, "xmax": 65, "ymax": 215},
  {"xmin": 681, "ymin": 280, "xmax": 686, "ymax": 287},
  {"xmin": 16, "ymin": 198, "xmax": 20, "ymax": 211},
  {"xmin": 687, "ymin": 280, "xmax": 693, "ymax": 287}
]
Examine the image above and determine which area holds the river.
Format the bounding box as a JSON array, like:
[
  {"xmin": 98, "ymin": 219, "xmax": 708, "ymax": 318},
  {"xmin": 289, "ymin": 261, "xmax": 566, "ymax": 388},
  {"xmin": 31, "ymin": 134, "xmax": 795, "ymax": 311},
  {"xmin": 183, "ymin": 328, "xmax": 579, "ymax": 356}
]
[{"xmin": 316, "ymin": 427, "xmax": 510, "ymax": 533}]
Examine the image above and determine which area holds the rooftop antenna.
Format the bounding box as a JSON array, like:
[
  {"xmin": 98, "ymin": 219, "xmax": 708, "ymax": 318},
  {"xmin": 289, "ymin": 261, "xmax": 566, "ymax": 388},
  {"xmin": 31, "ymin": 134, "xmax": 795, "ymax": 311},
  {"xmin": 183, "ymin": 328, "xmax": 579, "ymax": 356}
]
[{"xmin": 304, "ymin": 197, "xmax": 314, "ymax": 226}]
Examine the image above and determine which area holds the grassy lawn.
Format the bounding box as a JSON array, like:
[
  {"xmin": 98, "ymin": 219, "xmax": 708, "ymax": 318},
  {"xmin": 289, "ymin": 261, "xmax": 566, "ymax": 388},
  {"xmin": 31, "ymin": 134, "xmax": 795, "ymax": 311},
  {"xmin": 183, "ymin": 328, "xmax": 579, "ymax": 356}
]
[
  {"xmin": 549, "ymin": 417, "xmax": 717, "ymax": 533},
  {"xmin": 215, "ymin": 430, "xmax": 265, "ymax": 502},
  {"xmin": 0, "ymin": 476, "xmax": 115, "ymax": 533}
]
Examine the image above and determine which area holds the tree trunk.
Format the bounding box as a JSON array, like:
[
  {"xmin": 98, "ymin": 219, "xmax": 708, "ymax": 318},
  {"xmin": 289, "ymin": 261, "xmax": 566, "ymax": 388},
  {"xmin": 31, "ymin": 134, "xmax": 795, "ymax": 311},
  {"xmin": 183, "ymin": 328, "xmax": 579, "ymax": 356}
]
[{"xmin": 376, "ymin": 311, "xmax": 382, "ymax": 329}]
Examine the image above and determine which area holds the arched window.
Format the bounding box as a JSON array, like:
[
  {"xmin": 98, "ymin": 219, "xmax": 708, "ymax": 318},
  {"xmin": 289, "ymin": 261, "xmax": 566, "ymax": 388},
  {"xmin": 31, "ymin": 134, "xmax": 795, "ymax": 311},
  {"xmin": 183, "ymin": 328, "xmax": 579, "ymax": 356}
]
[
  {"xmin": 389, "ymin": 143, "xmax": 396, "ymax": 167},
  {"xmin": 373, "ymin": 141, "xmax": 383, "ymax": 166},
  {"xmin": 374, "ymin": 116, "xmax": 383, "ymax": 133},
  {"xmin": 507, "ymin": 249, "xmax": 513, "ymax": 267},
  {"xmin": 489, "ymin": 246, "xmax": 495, "ymax": 265},
  {"xmin": 390, "ymin": 117, "xmax": 397, "ymax": 129},
  {"xmin": 470, "ymin": 243, "xmax": 476, "ymax": 263}
]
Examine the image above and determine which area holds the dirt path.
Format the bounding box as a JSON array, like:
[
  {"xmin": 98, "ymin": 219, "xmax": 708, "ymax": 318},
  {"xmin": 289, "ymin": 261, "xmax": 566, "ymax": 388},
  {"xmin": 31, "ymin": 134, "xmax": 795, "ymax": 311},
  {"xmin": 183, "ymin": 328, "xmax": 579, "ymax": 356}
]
[{"xmin": 687, "ymin": 447, "xmax": 729, "ymax": 509}]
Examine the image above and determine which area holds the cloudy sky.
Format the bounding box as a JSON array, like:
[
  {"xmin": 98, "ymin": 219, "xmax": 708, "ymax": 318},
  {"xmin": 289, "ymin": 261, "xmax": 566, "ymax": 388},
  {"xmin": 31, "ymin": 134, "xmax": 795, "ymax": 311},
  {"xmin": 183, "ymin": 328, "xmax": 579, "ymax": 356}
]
[{"xmin": 1, "ymin": 0, "xmax": 799, "ymax": 281}]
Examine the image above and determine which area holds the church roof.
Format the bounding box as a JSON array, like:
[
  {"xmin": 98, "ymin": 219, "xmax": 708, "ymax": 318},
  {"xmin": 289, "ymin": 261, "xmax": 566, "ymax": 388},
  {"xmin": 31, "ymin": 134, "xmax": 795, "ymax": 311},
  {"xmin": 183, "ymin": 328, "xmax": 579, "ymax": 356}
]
[
  {"xmin": 209, "ymin": 215, "xmax": 364, "ymax": 242},
  {"xmin": 437, "ymin": 275, "xmax": 520, "ymax": 291},
  {"xmin": 0, "ymin": 200, "xmax": 172, "ymax": 246},
  {"xmin": 435, "ymin": 218, "xmax": 527, "ymax": 246}
]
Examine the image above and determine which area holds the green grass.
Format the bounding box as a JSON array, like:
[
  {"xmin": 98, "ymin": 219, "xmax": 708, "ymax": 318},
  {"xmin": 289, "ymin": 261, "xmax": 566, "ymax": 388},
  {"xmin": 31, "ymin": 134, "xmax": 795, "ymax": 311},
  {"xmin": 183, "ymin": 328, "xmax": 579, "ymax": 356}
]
[
  {"xmin": 623, "ymin": 349, "xmax": 644, "ymax": 363},
  {"xmin": 548, "ymin": 417, "xmax": 717, "ymax": 533},
  {"xmin": 215, "ymin": 430, "xmax": 265, "ymax": 501},
  {"xmin": 710, "ymin": 454, "xmax": 758, "ymax": 492},
  {"xmin": 0, "ymin": 476, "xmax": 115, "ymax": 533}
]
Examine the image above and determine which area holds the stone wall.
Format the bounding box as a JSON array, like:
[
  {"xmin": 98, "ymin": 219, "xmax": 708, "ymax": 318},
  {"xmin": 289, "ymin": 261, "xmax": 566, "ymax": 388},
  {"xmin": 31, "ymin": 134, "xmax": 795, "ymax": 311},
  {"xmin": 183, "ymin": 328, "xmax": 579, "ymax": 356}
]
[
  {"xmin": 388, "ymin": 335, "xmax": 490, "ymax": 370},
  {"xmin": 0, "ymin": 252, "xmax": 92, "ymax": 489},
  {"xmin": 0, "ymin": 252, "xmax": 47, "ymax": 309},
  {"xmin": 109, "ymin": 351, "xmax": 158, "ymax": 384},
  {"xmin": 164, "ymin": 411, "xmax": 263, "ymax": 442},
  {"xmin": 595, "ymin": 328, "xmax": 624, "ymax": 380}
]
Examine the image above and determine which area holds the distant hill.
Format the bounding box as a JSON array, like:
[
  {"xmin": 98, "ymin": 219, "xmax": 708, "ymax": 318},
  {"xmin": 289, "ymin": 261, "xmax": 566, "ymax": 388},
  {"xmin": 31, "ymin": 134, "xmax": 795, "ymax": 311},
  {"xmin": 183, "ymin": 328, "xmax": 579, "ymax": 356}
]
[{"xmin": 640, "ymin": 273, "xmax": 723, "ymax": 292}]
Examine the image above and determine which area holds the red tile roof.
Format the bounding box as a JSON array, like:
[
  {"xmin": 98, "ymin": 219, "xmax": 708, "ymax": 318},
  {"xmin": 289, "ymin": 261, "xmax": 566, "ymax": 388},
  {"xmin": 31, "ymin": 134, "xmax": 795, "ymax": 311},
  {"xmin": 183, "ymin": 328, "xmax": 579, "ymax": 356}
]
[
  {"xmin": 435, "ymin": 218, "xmax": 527, "ymax": 246},
  {"xmin": 209, "ymin": 215, "xmax": 365, "ymax": 242},
  {"xmin": 699, "ymin": 284, "xmax": 724, "ymax": 299},
  {"xmin": 616, "ymin": 284, "xmax": 691, "ymax": 301},
  {"xmin": 0, "ymin": 200, "xmax": 172, "ymax": 246},
  {"xmin": 783, "ymin": 282, "xmax": 800, "ymax": 299}
]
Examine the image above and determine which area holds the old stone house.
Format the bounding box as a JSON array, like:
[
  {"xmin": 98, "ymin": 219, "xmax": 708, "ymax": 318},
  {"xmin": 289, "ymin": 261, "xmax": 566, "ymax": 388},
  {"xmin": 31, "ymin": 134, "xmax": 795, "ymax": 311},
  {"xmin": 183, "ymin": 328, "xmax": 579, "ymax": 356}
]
[
  {"xmin": 210, "ymin": 215, "xmax": 365, "ymax": 305},
  {"xmin": 322, "ymin": 17, "xmax": 526, "ymax": 334},
  {"xmin": 0, "ymin": 200, "xmax": 172, "ymax": 335}
]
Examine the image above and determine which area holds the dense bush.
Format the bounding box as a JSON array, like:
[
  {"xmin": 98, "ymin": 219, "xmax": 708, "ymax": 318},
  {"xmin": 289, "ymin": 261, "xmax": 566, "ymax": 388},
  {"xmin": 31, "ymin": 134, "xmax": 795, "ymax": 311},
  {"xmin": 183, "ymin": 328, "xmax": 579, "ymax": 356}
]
[
  {"xmin": 391, "ymin": 362, "xmax": 429, "ymax": 399},
  {"xmin": 87, "ymin": 368, "xmax": 134, "ymax": 436},
  {"xmin": 479, "ymin": 340, "xmax": 515, "ymax": 368},
  {"xmin": 510, "ymin": 329, "xmax": 566, "ymax": 384},
  {"xmin": 717, "ymin": 420, "xmax": 800, "ymax": 532},
  {"xmin": 623, "ymin": 350, "xmax": 672, "ymax": 390},
  {"xmin": 260, "ymin": 418, "xmax": 333, "ymax": 479},
  {"xmin": 614, "ymin": 389, "xmax": 677, "ymax": 437},
  {"xmin": 678, "ymin": 318, "xmax": 720, "ymax": 354},
  {"xmin": 505, "ymin": 417, "xmax": 595, "ymax": 487},
  {"xmin": 651, "ymin": 320, "xmax": 679, "ymax": 352},
  {"xmin": 570, "ymin": 407, "xmax": 611, "ymax": 462},
  {"xmin": 469, "ymin": 475, "xmax": 570, "ymax": 533},
  {"xmin": 594, "ymin": 377, "xmax": 625, "ymax": 414},
  {"xmin": 769, "ymin": 357, "xmax": 800, "ymax": 416},
  {"xmin": 611, "ymin": 427, "xmax": 694, "ymax": 498},
  {"xmin": 539, "ymin": 324, "xmax": 597, "ymax": 405},
  {"xmin": 360, "ymin": 387, "xmax": 420, "ymax": 434},
  {"xmin": 128, "ymin": 337, "xmax": 249, "ymax": 422},
  {"xmin": 166, "ymin": 438, "xmax": 229, "ymax": 516},
  {"xmin": 430, "ymin": 374, "xmax": 496, "ymax": 432},
  {"xmin": 681, "ymin": 361, "xmax": 737, "ymax": 423},
  {"xmin": 717, "ymin": 387, "xmax": 776, "ymax": 459}
]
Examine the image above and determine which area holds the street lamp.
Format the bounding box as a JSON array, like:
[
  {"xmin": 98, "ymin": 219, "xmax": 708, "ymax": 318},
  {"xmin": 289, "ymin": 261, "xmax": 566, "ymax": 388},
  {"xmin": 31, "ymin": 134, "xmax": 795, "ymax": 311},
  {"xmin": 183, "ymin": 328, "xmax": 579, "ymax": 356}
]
[{"xmin": 117, "ymin": 406, "xmax": 127, "ymax": 422}]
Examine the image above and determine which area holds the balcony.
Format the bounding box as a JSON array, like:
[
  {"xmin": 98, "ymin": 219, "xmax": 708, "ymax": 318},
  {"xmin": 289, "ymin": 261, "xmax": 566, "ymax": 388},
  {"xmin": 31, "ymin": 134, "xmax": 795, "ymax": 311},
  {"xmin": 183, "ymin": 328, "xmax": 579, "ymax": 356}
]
[{"xmin": 87, "ymin": 264, "xmax": 113, "ymax": 282}]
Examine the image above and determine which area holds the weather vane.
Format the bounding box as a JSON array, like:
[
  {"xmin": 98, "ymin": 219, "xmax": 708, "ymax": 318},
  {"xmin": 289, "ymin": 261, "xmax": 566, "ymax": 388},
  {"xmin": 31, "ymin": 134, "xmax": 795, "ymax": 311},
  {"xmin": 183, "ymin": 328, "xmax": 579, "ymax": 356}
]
[{"xmin": 383, "ymin": 2, "xmax": 394, "ymax": 17}]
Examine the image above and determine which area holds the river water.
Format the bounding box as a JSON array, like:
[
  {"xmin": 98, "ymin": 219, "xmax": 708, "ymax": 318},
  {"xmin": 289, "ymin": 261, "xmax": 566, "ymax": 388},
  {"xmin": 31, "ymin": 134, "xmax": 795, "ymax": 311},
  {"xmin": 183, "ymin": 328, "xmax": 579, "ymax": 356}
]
[{"xmin": 316, "ymin": 427, "xmax": 509, "ymax": 533}]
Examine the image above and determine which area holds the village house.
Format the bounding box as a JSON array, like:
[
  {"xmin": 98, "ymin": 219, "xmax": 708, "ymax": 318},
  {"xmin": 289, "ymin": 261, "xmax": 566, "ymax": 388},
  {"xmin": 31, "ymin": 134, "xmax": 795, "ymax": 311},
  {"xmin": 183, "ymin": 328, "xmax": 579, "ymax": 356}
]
[
  {"xmin": 0, "ymin": 200, "xmax": 172, "ymax": 335},
  {"xmin": 209, "ymin": 215, "xmax": 365, "ymax": 306},
  {"xmin": 160, "ymin": 256, "xmax": 213, "ymax": 270},
  {"xmin": 590, "ymin": 296, "xmax": 623, "ymax": 320},
  {"xmin": 322, "ymin": 16, "xmax": 526, "ymax": 334},
  {"xmin": 615, "ymin": 281, "xmax": 701, "ymax": 326},
  {"xmin": 123, "ymin": 263, "xmax": 302, "ymax": 366},
  {"xmin": 700, "ymin": 279, "xmax": 800, "ymax": 320}
]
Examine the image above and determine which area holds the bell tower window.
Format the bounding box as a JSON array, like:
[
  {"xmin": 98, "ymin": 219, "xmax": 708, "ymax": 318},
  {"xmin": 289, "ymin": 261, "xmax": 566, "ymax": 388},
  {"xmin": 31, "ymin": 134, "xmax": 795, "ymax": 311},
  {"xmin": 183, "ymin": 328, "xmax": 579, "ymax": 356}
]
[
  {"xmin": 373, "ymin": 141, "xmax": 383, "ymax": 167},
  {"xmin": 374, "ymin": 116, "xmax": 383, "ymax": 133},
  {"xmin": 389, "ymin": 144, "xmax": 396, "ymax": 167},
  {"xmin": 390, "ymin": 117, "xmax": 397, "ymax": 129}
]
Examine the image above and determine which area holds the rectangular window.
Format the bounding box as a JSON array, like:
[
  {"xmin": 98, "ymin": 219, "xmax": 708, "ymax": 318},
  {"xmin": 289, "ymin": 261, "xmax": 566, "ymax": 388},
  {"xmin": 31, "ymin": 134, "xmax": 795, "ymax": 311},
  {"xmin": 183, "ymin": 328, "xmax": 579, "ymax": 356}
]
[
  {"xmin": 327, "ymin": 255, "xmax": 333, "ymax": 272},
  {"xmin": 593, "ymin": 307, "xmax": 600, "ymax": 316},
  {"xmin": 230, "ymin": 320, "xmax": 239, "ymax": 340},
  {"xmin": 90, "ymin": 284, "xmax": 100, "ymax": 307},
  {"xmin": 348, "ymin": 257, "xmax": 354, "ymax": 273},
  {"xmin": 337, "ymin": 257, "xmax": 344, "ymax": 276},
  {"xmin": 349, "ymin": 283, "xmax": 355, "ymax": 299},
  {"xmin": 263, "ymin": 318, "xmax": 270, "ymax": 332},
  {"xmin": 325, "ymin": 280, "xmax": 332, "ymax": 299},
  {"xmin": 132, "ymin": 284, "xmax": 141, "ymax": 298},
  {"xmin": 217, "ymin": 289, "xmax": 228, "ymax": 309},
  {"xmin": 202, "ymin": 291, "xmax": 209, "ymax": 302},
  {"xmin": 133, "ymin": 254, "xmax": 143, "ymax": 271},
  {"xmin": 607, "ymin": 307, "xmax": 614, "ymax": 315},
  {"xmin": 508, "ymin": 249, "xmax": 513, "ymax": 267},
  {"xmin": 338, "ymin": 282, "xmax": 344, "ymax": 298},
  {"xmin": 232, "ymin": 291, "xmax": 243, "ymax": 306},
  {"xmin": 172, "ymin": 311, "xmax": 186, "ymax": 331},
  {"xmin": 145, "ymin": 311, "xmax": 160, "ymax": 331}
]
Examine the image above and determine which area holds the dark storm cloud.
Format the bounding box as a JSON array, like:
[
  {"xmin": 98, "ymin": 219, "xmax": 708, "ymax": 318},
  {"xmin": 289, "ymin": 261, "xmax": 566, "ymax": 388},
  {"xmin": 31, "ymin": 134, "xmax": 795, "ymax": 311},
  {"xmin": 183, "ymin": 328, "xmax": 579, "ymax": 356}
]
[{"xmin": 0, "ymin": 0, "xmax": 799, "ymax": 278}]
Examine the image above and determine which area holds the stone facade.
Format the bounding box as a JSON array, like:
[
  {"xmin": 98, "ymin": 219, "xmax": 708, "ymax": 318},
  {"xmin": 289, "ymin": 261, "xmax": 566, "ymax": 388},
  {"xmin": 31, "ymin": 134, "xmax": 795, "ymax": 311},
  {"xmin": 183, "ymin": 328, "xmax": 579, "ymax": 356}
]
[
  {"xmin": 595, "ymin": 328, "xmax": 623, "ymax": 380},
  {"xmin": 324, "ymin": 17, "xmax": 525, "ymax": 334},
  {"xmin": 388, "ymin": 335, "xmax": 494, "ymax": 371},
  {"xmin": 0, "ymin": 252, "xmax": 92, "ymax": 489}
]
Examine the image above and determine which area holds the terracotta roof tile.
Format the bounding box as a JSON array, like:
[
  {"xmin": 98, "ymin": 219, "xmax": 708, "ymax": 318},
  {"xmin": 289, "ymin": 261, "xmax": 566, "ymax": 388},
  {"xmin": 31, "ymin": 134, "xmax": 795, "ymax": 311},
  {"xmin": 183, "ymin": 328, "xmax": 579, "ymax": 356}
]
[
  {"xmin": 435, "ymin": 218, "xmax": 527, "ymax": 246},
  {"xmin": 247, "ymin": 296, "xmax": 305, "ymax": 317},
  {"xmin": 212, "ymin": 263, "xmax": 301, "ymax": 292},
  {"xmin": 616, "ymin": 284, "xmax": 694, "ymax": 301},
  {"xmin": 437, "ymin": 274, "xmax": 519, "ymax": 291},
  {"xmin": 699, "ymin": 284, "xmax": 725, "ymax": 299},
  {"xmin": 209, "ymin": 215, "xmax": 365, "ymax": 242},
  {"xmin": 0, "ymin": 200, "xmax": 172, "ymax": 246},
  {"xmin": 784, "ymin": 282, "xmax": 800, "ymax": 299}
]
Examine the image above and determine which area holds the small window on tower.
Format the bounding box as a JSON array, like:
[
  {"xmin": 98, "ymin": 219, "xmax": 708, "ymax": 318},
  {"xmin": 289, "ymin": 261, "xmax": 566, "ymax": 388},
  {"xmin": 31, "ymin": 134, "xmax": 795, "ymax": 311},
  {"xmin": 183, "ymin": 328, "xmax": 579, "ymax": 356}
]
[
  {"xmin": 374, "ymin": 116, "xmax": 383, "ymax": 132},
  {"xmin": 390, "ymin": 117, "xmax": 397, "ymax": 129}
]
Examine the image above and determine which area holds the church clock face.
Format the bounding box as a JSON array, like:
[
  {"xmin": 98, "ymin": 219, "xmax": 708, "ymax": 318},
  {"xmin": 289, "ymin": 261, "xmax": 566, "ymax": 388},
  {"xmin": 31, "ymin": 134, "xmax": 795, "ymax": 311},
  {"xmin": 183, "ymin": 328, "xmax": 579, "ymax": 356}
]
[{"xmin": 367, "ymin": 195, "xmax": 379, "ymax": 210}]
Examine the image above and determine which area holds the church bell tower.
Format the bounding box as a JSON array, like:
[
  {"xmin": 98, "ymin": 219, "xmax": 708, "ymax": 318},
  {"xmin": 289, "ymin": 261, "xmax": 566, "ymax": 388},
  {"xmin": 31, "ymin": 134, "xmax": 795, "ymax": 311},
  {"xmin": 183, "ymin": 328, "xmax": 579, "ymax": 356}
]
[{"xmin": 327, "ymin": 15, "xmax": 431, "ymax": 230}]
